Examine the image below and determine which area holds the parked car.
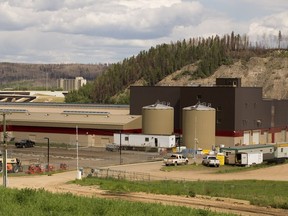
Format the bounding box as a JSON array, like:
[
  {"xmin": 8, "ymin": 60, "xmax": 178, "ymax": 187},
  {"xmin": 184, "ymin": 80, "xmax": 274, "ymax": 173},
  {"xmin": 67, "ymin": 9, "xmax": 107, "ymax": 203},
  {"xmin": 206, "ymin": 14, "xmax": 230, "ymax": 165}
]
[
  {"xmin": 163, "ymin": 154, "xmax": 189, "ymax": 166},
  {"xmin": 105, "ymin": 144, "xmax": 119, "ymax": 152},
  {"xmin": 202, "ymin": 155, "xmax": 220, "ymax": 167},
  {"xmin": 15, "ymin": 139, "xmax": 35, "ymax": 148}
]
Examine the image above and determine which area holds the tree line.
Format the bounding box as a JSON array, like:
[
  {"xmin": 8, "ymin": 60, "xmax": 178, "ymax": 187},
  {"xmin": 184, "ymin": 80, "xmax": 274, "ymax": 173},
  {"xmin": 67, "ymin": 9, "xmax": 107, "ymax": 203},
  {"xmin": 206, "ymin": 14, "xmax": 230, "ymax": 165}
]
[{"xmin": 65, "ymin": 31, "xmax": 288, "ymax": 104}]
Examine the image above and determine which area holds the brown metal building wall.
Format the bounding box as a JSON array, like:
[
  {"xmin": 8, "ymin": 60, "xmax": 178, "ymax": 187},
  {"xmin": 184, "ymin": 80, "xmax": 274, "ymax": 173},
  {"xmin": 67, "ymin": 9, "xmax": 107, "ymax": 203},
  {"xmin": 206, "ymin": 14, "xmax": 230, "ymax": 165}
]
[
  {"xmin": 130, "ymin": 85, "xmax": 288, "ymax": 133},
  {"xmin": 180, "ymin": 86, "xmax": 236, "ymax": 132},
  {"xmin": 130, "ymin": 86, "xmax": 181, "ymax": 130}
]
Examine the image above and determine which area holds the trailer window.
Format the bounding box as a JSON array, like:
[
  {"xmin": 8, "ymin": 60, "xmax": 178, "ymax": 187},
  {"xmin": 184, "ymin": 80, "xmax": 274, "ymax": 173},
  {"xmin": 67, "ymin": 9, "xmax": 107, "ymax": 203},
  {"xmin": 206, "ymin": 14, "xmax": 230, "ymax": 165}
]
[
  {"xmin": 125, "ymin": 137, "xmax": 129, "ymax": 141},
  {"xmin": 281, "ymin": 148, "xmax": 283, "ymax": 153},
  {"xmin": 145, "ymin": 137, "xmax": 149, "ymax": 142}
]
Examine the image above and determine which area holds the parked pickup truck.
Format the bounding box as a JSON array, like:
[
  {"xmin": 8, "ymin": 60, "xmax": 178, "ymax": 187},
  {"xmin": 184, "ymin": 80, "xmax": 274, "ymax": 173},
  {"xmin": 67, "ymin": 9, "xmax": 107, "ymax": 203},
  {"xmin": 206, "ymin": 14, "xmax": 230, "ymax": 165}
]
[
  {"xmin": 163, "ymin": 154, "xmax": 189, "ymax": 166},
  {"xmin": 202, "ymin": 155, "xmax": 220, "ymax": 167},
  {"xmin": 15, "ymin": 139, "xmax": 35, "ymax": 148}
]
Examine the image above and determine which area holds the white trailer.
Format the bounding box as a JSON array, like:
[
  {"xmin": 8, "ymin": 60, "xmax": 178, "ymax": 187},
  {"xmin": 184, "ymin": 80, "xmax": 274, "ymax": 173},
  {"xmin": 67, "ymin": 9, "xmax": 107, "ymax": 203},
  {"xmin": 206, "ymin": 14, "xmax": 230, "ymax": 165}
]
[
  {"xmin": 274, "ymin": 143, "xmax": 288, "ymax": 159},
  {"xmin": 237, "ymin": 152, "xmax": 263, "ymax": 166},
  {"xmin": 113, "ymin": 133, "xmax": 176, "ymax": 148}
]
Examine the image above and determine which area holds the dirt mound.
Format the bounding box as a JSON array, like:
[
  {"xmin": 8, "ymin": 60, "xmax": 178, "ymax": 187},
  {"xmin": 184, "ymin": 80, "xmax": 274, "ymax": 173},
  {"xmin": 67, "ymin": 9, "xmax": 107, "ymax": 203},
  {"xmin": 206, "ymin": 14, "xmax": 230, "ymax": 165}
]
[{"xmin": 157, "ymin": 56, "xmax": 288, "ymax": 99}]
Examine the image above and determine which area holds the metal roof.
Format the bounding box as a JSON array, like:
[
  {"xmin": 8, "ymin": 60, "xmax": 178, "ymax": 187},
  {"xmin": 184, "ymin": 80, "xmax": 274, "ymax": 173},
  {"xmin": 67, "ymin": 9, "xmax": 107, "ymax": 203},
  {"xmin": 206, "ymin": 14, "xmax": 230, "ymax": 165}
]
[
  {"xmin": 221, "ymin": 144, "xmax": 274, "ymax": 151},
  {"xmin": 183, "ymin": 104, "xmax": 215, "ymax": 111},
  {"xmin": 143, "ymin": 103, "xmax": 173, "ymax": 110},
  {"xmin": 0, "ymin": 102, "xmax": 140, "ymax": 131}
]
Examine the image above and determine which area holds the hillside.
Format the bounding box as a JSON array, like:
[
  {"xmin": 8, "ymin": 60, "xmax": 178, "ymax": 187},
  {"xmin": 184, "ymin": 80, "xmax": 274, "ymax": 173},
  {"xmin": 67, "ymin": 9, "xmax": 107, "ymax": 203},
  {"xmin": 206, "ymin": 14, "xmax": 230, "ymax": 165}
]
[
  {"xmin": 64, "ymin": 32, "xmax": 288, "ymax": 104},
  {"xmin": 0, "ymin": 62, "xmax": 108, "ymax": 90},
  {"xmin": 157, "ymin": 54, "xmax": 288, "ymax": 100},
  {"xmin": 1, "ymin": 33, "xmax": 288, "ymax": 103}
]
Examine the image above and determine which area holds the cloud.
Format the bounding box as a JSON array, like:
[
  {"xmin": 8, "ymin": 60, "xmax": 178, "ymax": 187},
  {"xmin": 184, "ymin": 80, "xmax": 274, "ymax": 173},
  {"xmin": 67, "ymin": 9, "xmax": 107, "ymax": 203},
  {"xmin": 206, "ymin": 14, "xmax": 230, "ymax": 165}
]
[
  {"xmin": 38, "ymin": 1, "xmax": 203, "ymax": 40},
  {"xmin": 0, "ymin": 0, "xmax": 288, "ymax": 63},
  {"xmin": 241, "ymin": 0, "xmax": 288, "ymax": 12},
  {"xmin": 1, "ymin": 0, "xmax": 203, "ymax": 39},
  {"xmin": 248, "ymin": 12, "xmax": 288, "ymax": 39}
]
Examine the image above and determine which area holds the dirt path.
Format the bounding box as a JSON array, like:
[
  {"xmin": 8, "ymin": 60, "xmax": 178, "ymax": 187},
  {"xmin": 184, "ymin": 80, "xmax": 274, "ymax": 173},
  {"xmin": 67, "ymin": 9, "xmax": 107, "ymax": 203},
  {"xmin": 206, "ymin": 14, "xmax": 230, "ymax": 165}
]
[
  {"xmin": 2, "ymin": 161, "xmax": 288, "ymax": 216},
  {"xmin": 106, "ymin": 161, "xmax": 288, "ymax": 181}
]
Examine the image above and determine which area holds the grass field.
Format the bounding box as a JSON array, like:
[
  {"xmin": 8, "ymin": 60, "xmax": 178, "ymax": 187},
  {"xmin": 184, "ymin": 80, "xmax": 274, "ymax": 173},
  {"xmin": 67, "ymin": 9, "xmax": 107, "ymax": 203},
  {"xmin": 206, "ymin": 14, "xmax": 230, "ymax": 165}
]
[
  {"xmin": 0, "ymin": 187, "xmax": 234, "ymax": 216},
  {"xmin": 72, "ymin": 177, "xmax": 288, "ymax": 209}
]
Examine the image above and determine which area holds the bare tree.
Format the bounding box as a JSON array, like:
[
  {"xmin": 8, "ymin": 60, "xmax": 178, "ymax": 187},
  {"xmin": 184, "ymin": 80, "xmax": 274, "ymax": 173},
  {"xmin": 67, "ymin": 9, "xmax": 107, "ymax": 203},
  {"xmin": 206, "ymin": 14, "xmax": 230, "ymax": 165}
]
[{"xmin": 278, "ymin": 30, "xmax": 282, "ymax": 49}]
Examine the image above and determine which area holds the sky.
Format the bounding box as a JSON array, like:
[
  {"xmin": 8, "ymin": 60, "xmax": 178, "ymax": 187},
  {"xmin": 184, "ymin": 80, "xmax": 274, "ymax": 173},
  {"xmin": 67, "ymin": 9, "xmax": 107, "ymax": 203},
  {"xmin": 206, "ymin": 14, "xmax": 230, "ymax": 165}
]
[{"xmin": 0, "ymin": 0, "xmax": 288, "ymax": 64}]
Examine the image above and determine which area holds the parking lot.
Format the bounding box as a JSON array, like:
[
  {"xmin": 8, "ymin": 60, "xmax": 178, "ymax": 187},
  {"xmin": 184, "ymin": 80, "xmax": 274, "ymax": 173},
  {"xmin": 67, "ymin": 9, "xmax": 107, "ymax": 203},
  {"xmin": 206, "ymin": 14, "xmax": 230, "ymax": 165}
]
[{"xmin": 5, "ymin": 145, "xmax": 163, "ymax": 174}]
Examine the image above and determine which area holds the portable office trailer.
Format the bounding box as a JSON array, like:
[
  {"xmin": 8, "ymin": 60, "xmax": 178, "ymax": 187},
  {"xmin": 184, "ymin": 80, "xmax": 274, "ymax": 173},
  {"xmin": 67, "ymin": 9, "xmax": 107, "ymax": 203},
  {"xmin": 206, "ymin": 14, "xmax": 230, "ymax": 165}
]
[
  {"xmin": 221, "ymin": 144, "xmax": 274, "ymax": 164},
  {"xmin": 274, "ymin": 143, "xmax": 288, "ymax": 159},
  {"xmin": 113, "ymin": 133, "xmax": 176, "ymax": 149},
  {"xmin": 236, "ymin": 152, "xmax": 263, "ymax": 166},
  {"xmin": 221, "ymin": 144, "xmax": 274, "ymax": 162}
]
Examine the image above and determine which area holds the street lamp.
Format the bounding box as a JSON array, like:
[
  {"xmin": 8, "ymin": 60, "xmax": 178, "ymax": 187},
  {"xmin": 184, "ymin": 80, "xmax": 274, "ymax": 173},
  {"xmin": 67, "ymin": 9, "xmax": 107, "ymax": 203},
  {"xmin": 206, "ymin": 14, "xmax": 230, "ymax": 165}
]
[
  {"xmin": 44, "ymin": 137, "xmax": 50, "ymax": 172},
  {"xmin": 119, "ymin": 130, "xmax": 122, "ymax": 165}
]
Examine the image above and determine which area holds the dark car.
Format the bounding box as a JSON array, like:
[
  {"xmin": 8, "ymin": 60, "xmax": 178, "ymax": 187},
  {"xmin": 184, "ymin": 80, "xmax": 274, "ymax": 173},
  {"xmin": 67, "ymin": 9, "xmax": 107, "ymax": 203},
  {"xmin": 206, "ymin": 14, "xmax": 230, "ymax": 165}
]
[{"xmin": 15, "ymin": 139, "xmax": 35, "ymax": 148}]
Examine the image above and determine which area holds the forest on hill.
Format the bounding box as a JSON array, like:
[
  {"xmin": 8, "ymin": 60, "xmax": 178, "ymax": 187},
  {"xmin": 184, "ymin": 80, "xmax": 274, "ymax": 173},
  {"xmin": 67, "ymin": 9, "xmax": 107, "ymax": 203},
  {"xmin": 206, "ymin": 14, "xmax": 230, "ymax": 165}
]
[
  {"xmin": 0, "ymin": 63, "xmax": 108, "ymax": 90},
  {"xmin": 65, "ymin": 31, "xmax": 288, "ymax": 104}
]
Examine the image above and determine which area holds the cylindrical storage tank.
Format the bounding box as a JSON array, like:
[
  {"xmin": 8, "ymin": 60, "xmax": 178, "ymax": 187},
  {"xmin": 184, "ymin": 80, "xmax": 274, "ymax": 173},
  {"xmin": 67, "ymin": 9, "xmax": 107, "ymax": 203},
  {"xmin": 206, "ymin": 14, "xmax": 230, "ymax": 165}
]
[
  {"xmin": 182, "ymin": 104, "xmax": 215, "ymax": 150},
  {"xmin": 142, "ymin": 104, "xmax": 174, "ymax": 135}
]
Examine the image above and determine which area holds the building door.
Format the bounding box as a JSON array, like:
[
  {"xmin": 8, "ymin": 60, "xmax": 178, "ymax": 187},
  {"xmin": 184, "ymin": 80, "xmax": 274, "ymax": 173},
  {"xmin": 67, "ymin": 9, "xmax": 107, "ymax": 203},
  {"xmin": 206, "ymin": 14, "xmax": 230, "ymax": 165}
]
[
  {"xmin": 282, "ymin": 130, "xmax": 287, "ymax": 142},
  {"xmin": 264, "ymin": 131, "xmax": 268, "ymax": 143},
  {"xmin": 100, "ymin": 137, "xmax": 110, "ymax": 147},
  {"xmin": 243, "ymin": 131, "xmax": 250, "ymax": 145},
  {"xmin": 155, "ymin": 138, "xmax": 158, "ymax": 147},
  {"xmin": 252, "ymin": 131, "xmax": 260, "ymax": 144}
]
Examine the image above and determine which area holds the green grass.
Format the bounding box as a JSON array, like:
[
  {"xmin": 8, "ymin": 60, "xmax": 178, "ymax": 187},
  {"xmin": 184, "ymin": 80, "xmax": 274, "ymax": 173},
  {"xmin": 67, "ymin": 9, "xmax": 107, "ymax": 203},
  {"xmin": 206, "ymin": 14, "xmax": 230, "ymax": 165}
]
[
  {"xmin": 0, "ymin": 187, "xmax": 233, "ymax": 216},
  {"xmin": 72, "ymin": 177, "xmax": 288, "ymax": 209}
]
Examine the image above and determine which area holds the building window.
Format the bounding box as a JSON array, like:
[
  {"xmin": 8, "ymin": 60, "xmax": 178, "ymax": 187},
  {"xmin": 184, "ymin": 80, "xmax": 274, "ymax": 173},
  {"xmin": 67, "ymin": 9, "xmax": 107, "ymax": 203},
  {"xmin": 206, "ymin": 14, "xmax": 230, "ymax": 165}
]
[
  {"xmin": 125, "ymin": 137, "xmax": 129, "ymax": 141},
  {"xmin": 242, "ymin": 119, "xmax": 248, "ymax": 126},
  {"xmin": 145, "ymin": 137, "xmax": 149, "ymax": 142},
  {"xmin": 281, "ymin": 148, "xmax": 283, "ymax": 153},
  {"xmin": 256, "ymin": 119, "xmax": 262, "ymax": 127}
]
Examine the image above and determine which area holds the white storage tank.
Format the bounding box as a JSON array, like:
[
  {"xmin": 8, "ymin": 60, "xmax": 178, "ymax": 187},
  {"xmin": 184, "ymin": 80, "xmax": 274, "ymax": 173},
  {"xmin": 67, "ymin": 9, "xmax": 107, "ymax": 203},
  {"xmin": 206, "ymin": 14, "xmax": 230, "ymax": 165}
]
[
  {"xmin": 142, "ymin": 103, "xmax": 174, "ymax": 135},
  {"xmin": 182, "ymin": 103, "xmax": 215, "ymax": 150}
]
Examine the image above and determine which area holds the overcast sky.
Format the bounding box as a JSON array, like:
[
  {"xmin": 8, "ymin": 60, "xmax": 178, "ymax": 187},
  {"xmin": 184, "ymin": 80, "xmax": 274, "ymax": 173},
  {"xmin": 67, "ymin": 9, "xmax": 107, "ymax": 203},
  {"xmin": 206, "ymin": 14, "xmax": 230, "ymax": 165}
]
[{"xmin": 1, "ymin": 0, "xmax": 287, "ymax": 64}]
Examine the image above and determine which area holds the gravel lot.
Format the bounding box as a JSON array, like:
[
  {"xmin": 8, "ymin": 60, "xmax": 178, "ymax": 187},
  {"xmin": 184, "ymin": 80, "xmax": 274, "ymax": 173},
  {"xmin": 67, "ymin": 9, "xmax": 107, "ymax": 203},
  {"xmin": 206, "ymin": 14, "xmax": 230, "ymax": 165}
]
[{"xmin": 2, "ymin": 146, "xmax": 288, "ymax": 216}]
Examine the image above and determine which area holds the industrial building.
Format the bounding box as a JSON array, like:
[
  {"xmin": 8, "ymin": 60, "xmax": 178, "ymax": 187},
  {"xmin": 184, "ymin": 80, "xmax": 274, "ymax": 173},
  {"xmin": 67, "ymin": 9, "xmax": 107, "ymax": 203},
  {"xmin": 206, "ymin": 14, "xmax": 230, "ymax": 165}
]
[
  {"xmin": 57, "ymin": 77, "xmax": 87, "ymax": 91},
  {"xmin": 1, "ymin": 77, "xmax": 288, "ymax": 151},
  {"xmin": 130, "ymin": 78, "xmax": 288, "ymax": 149},
  {"xmin": 0, "ymin": 103, "xmax": 141, "ymax": 147}
]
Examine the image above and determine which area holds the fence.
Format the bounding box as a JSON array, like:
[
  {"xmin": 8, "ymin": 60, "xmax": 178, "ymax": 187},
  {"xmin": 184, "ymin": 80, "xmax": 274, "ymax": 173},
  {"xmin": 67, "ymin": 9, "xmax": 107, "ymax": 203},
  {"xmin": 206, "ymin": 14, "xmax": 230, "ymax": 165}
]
[{"xmin": 88, "ymin": 168, "xmax": 151, "ymax": 181}]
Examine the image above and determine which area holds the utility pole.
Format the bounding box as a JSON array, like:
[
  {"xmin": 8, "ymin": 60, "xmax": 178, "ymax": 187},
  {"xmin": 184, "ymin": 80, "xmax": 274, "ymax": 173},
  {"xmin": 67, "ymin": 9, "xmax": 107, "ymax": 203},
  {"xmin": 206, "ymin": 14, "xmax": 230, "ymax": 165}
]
[
  {"xmin": 44, "ymin": 137, "xmax": 50, "ymax": 172},
  {"xmin": 1, "ymin": 112, "xmax": 8, "ymax": 187},
  {"xmin": 119, "ymin": 130, "xmax": 122, "ymax": 165}
]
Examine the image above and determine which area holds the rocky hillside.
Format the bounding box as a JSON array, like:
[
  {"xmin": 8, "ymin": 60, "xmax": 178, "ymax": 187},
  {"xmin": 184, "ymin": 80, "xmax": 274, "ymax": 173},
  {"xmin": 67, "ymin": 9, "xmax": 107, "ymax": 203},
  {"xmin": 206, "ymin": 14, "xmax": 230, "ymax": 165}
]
[{"xmin": 157, "ymin": 55, "xmax": 288, "ymax": 100}]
